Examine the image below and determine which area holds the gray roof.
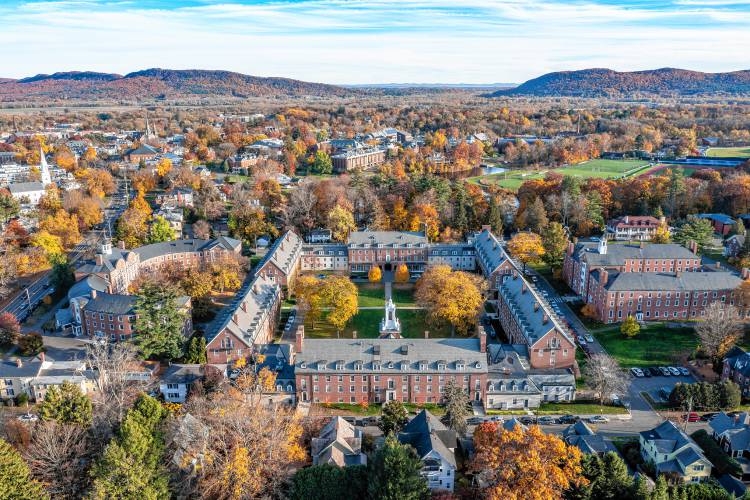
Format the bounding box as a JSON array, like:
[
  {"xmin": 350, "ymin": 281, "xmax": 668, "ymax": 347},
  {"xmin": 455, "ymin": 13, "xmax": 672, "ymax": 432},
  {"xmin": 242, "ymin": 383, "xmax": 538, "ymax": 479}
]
[
  {"xmin": 256, "ymin": 343, "xmax": 295, "ymax": 386},
  {"xmin": 571, "ymin": 241, "xmax": 697, "ymax": 267},
  {"xmin": 295, "ymin": 338, "xmax": 485, "ymax": 373},
  {"xmin": 710, "ymin": 411, "xmax": 750, "ymax": 436},
  {"xmin": 0, "ymin": 357, "xmax": 44, "ymax": 378},
  {"xmin": 399, "ymin": 410, "xmax": 456, "ymax": 468},
  {"xmin": 347, "ymin": 230, "xmax": 427, "ymax": 247},
  {"xmin": 134, "ymin": 237, "xmax": 240, "ymax": 262},
  {"xmin": 312, "ymin": 417, "xmax": 366, "ymax": 467},
  {"xmin": 503, "ymin": 417, "xmax": 527, "ymax": 432},
  {"xmin": 529, "ymin": 370, "xmax": 576, "ymax": 388},
  {"xmin": 68, "ymin": 274, "xmax": 109, "ymax": 301},
  {"xmin": 258, "ymin": 230, "xmax": 303, "ymax": 275},
  {"xmin": 596, "ymin": 270, "xmax": 742, "ymax": 292},
  {"xmin": 128, "ymin": 144, "xmax": 159, "ymax": 156},
  {"xmin": 83, "ymin": 292, "xmax": 136, "ymax": 315},
  {"xmin": 161, "ymin": 364, "xmax": 204, "ymax": 384},
  {"xmin": 724, "ymin": 348, "xmax": 750, "ymax": 378},
  {"xmin": 9, "ymin": 181, "xmax": 44, "ymax": 194},
  {"xmin": 487, "ymin": 344, "xmax": 530, "ymax": 373},
  {"xmin": 473, "ymin": 229, "xmax": 508, "ymax": 274},
  {"xmin": 498, "ymin": 273, "xmax": 575, "ymax": 346},
  {"xmin": 640, "ymin": 420, "xmax": 704, "ymax": 460}
]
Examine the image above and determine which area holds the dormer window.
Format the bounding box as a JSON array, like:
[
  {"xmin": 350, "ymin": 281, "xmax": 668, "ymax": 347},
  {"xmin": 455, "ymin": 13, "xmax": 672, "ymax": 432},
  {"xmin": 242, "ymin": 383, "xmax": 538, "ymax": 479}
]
[
  {"xmin": 419, "ymin": 361, "xmax": 428, "ymax": 371},
  {"xmin": 373, "ymin": 362, "xmax": 381, "ymax": 371},
  {"xmin": 335, "ymin": 361, "xmax": 344, "ymax": 370},
  {"xmin": 456, "ymin": 362, "xmax": 465, "ymax": 371},
  {"xmin": 388, "ymin": 361, "xmax": 394, "ymax": 369},
  {"xmin": 354, "ymin": 361, "xmax": 363, "ymax": 371},
  {"xmin": 401, "ymin": 362, "xmax": 409, "ymax": 371},
  {"xmin": 300, "ymin": 362, "xmax": 306, "ymax": 369},
  {"xmin": 438, "ymin": 363, "xmax": 446, "ymax": 371},
  {"xmin": 475, "ymin": 361, "xmax": 481, "ymax": 369}
]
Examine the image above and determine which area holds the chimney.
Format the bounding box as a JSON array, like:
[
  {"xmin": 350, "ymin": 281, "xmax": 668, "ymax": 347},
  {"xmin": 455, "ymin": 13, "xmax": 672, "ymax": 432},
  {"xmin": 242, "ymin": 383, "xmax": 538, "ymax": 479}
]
[
  {"xmin": 295, "ymin": 326, "xmax": 305, "ymax": 353},
  {"xmin": 95, "ymin": 254, "xmax": 104, "ymax": 266},
  {"xmin": 91, "ymin": 289, "xmax": 97, "ymax": 299},
  {"xmin": 534, "ymin": 302, "xmax": 539, "ymax": 312},
  {"xmin": 232, "ymin": 313, "xmax": 238, "ymax": 324},
  {"xmin": 624, "ymin": 216, "xmax": 629, "ymax": 224},
  {"xmin": 521, "ymin": 282, "xmax": 527, "ymax": 294},
  {"xmin": 743, "ymin": 268, "xmax": 750, "ymax": 280},
  {"xmin": 512, "ymin": 270, "xmax": 518, "ymax": 279},
  {"xmin": 118, "ymin": 240, "xmax": 126, "ymax": 250},
  {"xmin": 567, "ymin": 241, "xmax": 575, "ymax": 256},
  {"xmin": 599, "ymin": 269, "xmax": 608, "ymax": 286},
  {"xmin": 15, "ymin": 358, "xmax": 22, "ymax": 368},
  {"xmin": 39, "ymin": 352, "xmax": 45, "ymax": 363},
  {"xmin": 481, "ymin": 225, "xmax": 491, "ymax": 233},
  {"xmin": 688, "ymin": 240, "xmax": 698, "ymax": 254},
  {"xmin": 424, "ymin": 330, "xmax": 429, "ymax": 339},
  {"xmin": 542, "ymin": 313, "xmax": 549, "ymax": 324},
  {"xmin": 640, "ymin": 241, "xmax": 645, "ymax": 249},
  {"xmin": 479, "ymin": 328, "xmax": 486, "ymax": 353},
  {"xmin": 352, "ymin": 330, "xmax": 357, "ymax": 339},
  {"xmin": 240, "ymin": 301, "xmax": 247, "ymax": 313}
]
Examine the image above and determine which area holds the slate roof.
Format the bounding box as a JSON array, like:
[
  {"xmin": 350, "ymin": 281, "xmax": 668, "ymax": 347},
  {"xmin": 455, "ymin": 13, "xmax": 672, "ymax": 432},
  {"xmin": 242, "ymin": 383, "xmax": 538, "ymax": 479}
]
[
  {"xmin": 473, "ymin": 229, "xmax": 508, "ymax": 274},
  {"xmin": 503, "ymin": 417, "xmax": 527, "ymax": 432},
  {"xmin": 0, "ymin": 358, "xmax": 44, "ymax": 378},
  {"xmin": 640, "ymin": 420, "xmax": 709, "ymax": 475},
  {"xmin": 696, "ymin": 213, "xmax": 736, "ymax": 225},
  {"xmin": 594, "ymin": 270, "xmax": 742, "ymax": 292},
  {"xmin": 82, "ymin": 292, "xmax": 136, "ymax": 315},
  {"xmin": 257, "ymin": 230, "xmax": 303, "ymax": 275},
  {"xmin": 563, "ymin": 421, "xmax": 618, "ymax": 455},
  {"xmin": 607, "ymin": 215, "xmax": 661, "ymax": 229},
  {"xmin": 256, "ymin": 343, "xmax": 295, "ymax": 387},
  {"xmin": 718, "ymin": 474, "xmax": 747, "ymax": 497},
  {"xmin": 312, "ymin": 417, "xmax": 366, "ymax": 467},
  {"xmin": 399, "ymin": 410, "xmax": 457, "ymax": 468},
  {"xmin": 134, "ymin": 237, "xmax": 240, "ymax": 262},
  {"xmin": 128, "ymin": 144, "xmax": 159, "ymax": 156},
  {"xmin": 9, "ymin": 181, "xmax": 44, "ymax": 194},
  {"xmin": 724, "ymin": 347, "xmax": 750, "ymax": 378},
  {"xmin": 160, "ymin": 364, "xmax": 204, "ymax": 384},
  {"xmin": 570, "ymin": 241, "xmax": 697, "ymax": 266},
  {"xmin": 295, "ymin": 338, "xmax": 485, "ymax": 374},
  {"xmin": 347, "ymin": 230, "xmax": 427, "ymax": 247},
  {"xmin": 68, "ymin": 274, "xmax": 109, "ymax": 301}
]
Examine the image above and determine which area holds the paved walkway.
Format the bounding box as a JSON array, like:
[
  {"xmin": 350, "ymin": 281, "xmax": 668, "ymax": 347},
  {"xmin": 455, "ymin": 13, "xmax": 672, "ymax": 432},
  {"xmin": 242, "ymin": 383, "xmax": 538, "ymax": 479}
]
[{"xmin": 384, "ymin": 281, "xmax": 392, "ymax": 301}]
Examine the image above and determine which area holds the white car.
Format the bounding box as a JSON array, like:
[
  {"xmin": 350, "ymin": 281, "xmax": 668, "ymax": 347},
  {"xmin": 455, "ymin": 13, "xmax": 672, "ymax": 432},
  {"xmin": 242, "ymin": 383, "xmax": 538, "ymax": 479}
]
[
  {"xmin": 679, "ymin": 367, "xmax": 690, "ymax": 376},
  {"xmin": 17, "ymin": 413, "xmax": 38, "ymax": 423},
  {"xmin": 585, "ymin": 335, "xmax": 594, "ymax": 343},
  {"xmin": 668, "ymin": 367, "xmax": 681, "ymax": 376},
  {"xmin": 588, "ymin": 415, "xmax": 609, "ymax": 423},
  {"xmin": 631, "ymin": 367, "xmax": 644, "ymax": 377}
]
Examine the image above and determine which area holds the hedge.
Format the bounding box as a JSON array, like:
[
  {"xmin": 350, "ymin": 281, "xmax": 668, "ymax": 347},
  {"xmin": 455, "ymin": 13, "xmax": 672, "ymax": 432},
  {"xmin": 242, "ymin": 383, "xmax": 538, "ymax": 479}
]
[{"xmin": 691, "ymin": 429, "xmax": 742, "ymax": 477}]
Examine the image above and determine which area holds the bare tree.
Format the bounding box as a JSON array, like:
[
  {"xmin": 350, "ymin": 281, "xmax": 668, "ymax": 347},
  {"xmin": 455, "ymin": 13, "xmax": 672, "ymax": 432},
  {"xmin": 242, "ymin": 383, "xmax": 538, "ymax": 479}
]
[
  {"xmin": 283, "ymin": 180, "xmax": 317, "ymax": 234},
  {"xmin": 192, "ymin": 220, "xmax": 211, "ymax": 240},
  {"xmin": 584, "ymin": 353, "xmax": 629, "ymax": 411},
  {"xmin": 23, "ymin": 421, "xmax": 92, "ymax": 499},
  {"xmin": 85, "ymin": 342, "xmax": 154, "ymax": 437},
  {"xmin": 695, "ymin": 302, "xmax": 742, "ymax": 363}
]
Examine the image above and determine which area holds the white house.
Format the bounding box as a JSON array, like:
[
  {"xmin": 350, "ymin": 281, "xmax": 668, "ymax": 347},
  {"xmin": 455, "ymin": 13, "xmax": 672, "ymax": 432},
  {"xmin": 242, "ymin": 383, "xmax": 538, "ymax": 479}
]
[
  {"xmin": 639, "ymin": 420, "xmax": 712, "ymax": 482},
  {"xmin": 398, "ymin": 410, "xmax": 457, "ymax": 492},
  {"xmin": 159, "ymin": 364, "xmax": 204, "ymax": 403}
]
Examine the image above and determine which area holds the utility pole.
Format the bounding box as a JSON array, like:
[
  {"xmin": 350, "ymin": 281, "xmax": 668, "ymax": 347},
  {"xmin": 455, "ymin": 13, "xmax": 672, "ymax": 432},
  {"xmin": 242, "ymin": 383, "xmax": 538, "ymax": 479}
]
[{"xmin": 683, "ymin": 396, "xmax": 693, "ymax": 432}]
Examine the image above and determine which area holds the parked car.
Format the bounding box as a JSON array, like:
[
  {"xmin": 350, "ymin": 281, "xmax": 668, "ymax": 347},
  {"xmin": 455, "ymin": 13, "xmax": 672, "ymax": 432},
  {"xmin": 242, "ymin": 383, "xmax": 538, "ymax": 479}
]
[
  {"xmin": 659, "ymin": 367, "xmax": 671, "ymax": 376},
  {"xmin": 685, "ymin": 412, "xmax": 700, "ymax": 423},
  {"xmin": 537, "ymin": 416, "xmax": 558, "ymax": 425},
  {"xmin": 558, "ymin": 415, "xmax": 580, "ymax": 424},
  {"xmin": 589, "ymin": 415, "xmax": 609, "ymax": 423},
  {"xmin": 642, "ymin": 369, "xmax": 652, "ymax": 378},
  {"xmin": 631, "ymin": 368, "xmax": 644, "ymax": 377},
  {"xmin": 648, "ymin": 367, "xmax": 662, "ymax": 377},
  {"xmin": 585, "ymin": 335, "xmax": 594, "ymax": 343},
  {"xmin": 17, "ymin": 413, "xmax": 38, "ymax": 423},
  {"xmin": 668, "ymin": 367, "xmax": 681, "ymax": 376},
  {"xmin": 679, "ymin": 367, "xmax": 690, "ymax": 376},
  {"xmin": 519, "ymin": 416, "xmax": 537, "ymax": 425},
  {"xmin": 700, "ymin": 412, "xmax": 718, "ymax": 422},
  {"xmin": 577, "ymin": 336, "xmax": 587, "ymax": 345},
  {"xmin": 467, "ymin": 417, "xmax": 484, "ymax": 425},
  {"xmin": 488, "ymin": 416, "xmax": 505, "ymax": 422}
]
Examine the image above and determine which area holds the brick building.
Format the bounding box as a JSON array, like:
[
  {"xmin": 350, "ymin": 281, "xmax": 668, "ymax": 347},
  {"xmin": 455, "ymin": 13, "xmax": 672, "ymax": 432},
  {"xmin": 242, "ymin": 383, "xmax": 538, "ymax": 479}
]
[
  {"xmin": 587, "ymin": 269, "xmax": 743, "ymax": 323},
  {"xmin": 294, "ymin": 328, "xmax": 488, "ymax": 405},
  {"xmin": 562, "ymin": 238, "xmax": 701, "ymax": 299},
  {"xmin": 496, "ymin": 271, "xmax": 576, "ymax": 369},
  {"xmin": 331, "ymin": 147, "xmax": 386, "ymax": 173},
  {"xmin": 347, "ymin": 231, "xmax": 429, "ymax": 276},
  {"xmin": 256, "ymin": 230, "xmax": 304, "ymax": 291}
]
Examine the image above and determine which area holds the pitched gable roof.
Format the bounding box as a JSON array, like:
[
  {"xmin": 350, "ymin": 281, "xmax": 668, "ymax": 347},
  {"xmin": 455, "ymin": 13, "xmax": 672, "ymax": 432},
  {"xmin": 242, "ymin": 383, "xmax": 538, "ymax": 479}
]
[{"xmin": 398, "ymin": 410, "xmax": 456, "ymax": 468}]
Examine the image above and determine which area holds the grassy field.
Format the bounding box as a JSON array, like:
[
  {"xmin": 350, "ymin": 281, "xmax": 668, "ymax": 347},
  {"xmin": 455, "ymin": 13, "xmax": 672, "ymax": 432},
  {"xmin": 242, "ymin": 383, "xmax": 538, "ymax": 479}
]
[
  {"xmin": 304, "ymin": 308, "xmax": 451, "ymax": 339},
  {"xmin": 356, "ymin": 283, "xmax": 416, "ymax": 307},
  {"xmin": 707, "ymin": 147, "xmax": 750, "ymax": 158},
  {"xmin": 468, "ymin": 159, "xmax": 651, "ymax": 191},
  {"xmin": 537, "ymin": 401, "xmax": 628, "ymax": 415},
  {"xmin": 593, "ymin": 323, "xmax": 698, "ymax": 368}
]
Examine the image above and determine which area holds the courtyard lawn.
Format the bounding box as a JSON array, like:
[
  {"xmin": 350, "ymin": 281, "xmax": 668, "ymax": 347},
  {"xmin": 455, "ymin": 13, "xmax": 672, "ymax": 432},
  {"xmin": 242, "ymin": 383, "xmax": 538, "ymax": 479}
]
[
  {"xmin": 707, "ymin": 147, "xmax": 750, "ymax": 158},
  {"xmin": 468, "ymin": 159, "xmax": 650, "ymax": 191},
  {"xmin": 304, "ymin": 308, "xmax": 451, "ymax": 339},
  {"xmin": 592, "ymin": 323, "xmax": 698, "ymax": 368},
  {"xmin": 356, "ymin": 283, "xmax": 416, "ymax": 307}
]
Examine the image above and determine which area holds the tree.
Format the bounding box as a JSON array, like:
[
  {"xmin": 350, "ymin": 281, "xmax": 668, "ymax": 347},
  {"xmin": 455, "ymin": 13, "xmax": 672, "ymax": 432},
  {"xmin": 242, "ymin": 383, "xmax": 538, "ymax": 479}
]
[
  {"xmin": 566, "ymin": 452, "xmax": 633, "ymax": 500},
  {"xmin": 228, "ymin": 205, "xmax": 277, "ymax": 245},
  {"xmin": 507, "ymin": 232, "xmax": 545, "ymax": 272},
  {"xmin": 311, "ymin": 150, "xmax": 333, "ymax": 174},
  {"xmin": 415, "ymin": 265, "xmax": 487, "ymax": 335},
  {"xmin": 695, "ymin": 302, "xmax": 741, "ymax": 366},
  {"xmin": 115, "ymin": 207, "xmax": 149, "ymax": 248},
  {"xmin": 524, "ymin": 197, "xmax": 549, "ymax": 233},
  {"xmin": 180, "ymin": 269, "xmax": 214, "ymax": 299},
  {"xmin": 0, "ymin": 438, "xmax": 47, "ymax": 500},
  {"xmin": 31, "ymin": 230, "xmax": 65, "ymax": 266},
  {"xmin": 584, "ymin": 354, "xmax": 629, "ymax": 411},
  {"xmin": 541, "ymin": 222, "xmax": 568, "ymax": 271},
  {"xmin": 293, "ymin": 276, "xmax": 325, "ymax": 329},
  {"xmin": 147, "ymin": 215, "xmax": 175, "ymax": 243},
  {"xmin": 620, "ymin": 315, "xmax": 640, "ymax": 338},
  {"xmin": 443, "ymin": 379, "xmax": 470, "ymax": 436},
  {"xmin": 395, "ymin": 263, "xmax": 410, "ymax": 283},
  {"xmin": 674, "ymin": 217, "xmax": 714, "ymax": 250},
  {"xmin": 183, "ymin": 336, "xmax": 208, "ymax": 364},
  {"xmin": 89, "ymin": 395, "xmax": 169, "ymax": 500},
  {"xmin": 486, "ymin": 194, "xmax": 504, "ymax": 235},
  {"xmin": 367, "ymin": 434, "xmax": 429, "ymax": 500},
  {"xmin": 379, "ymin": 400, "xmax": 409, "ymax": 435},
  {"xmin": 156, "ymin": 158, "xmax": 172, "ymax": 177},
  {"xmin": 38, "ymin": 381, "xmax": 93, "ymax": 426},
  {"xmin": 0, "ymin": 189, "xmax": 20, "ymax": 223},
  {"xmin": 82, "ymin": 169, "xmax": 115, "ymax": 199},
  {"xmin": 319, "ymin": 276, "xmax": 358, "ymax": 336},
  {"xmin": 652, "ymin": 222, "xmax": 671, "ymax": 244},
  {"xmin": 192, "ymin": 219, "xmax": 211, "ymax": 240},
  {"xmin": 135, "ymin": 283, "xmax": 187, "ymax": 361},
  {"xmin": 368, "ymin": 265, "xmax": 382, "ymax": 283},
  {"xmin": 18, "ymin": 333, "xmax": 43, "ymax": 356},
  {"xmin": 472, "ymin": 423, "xmax": 585, "ymax": 500},
  {"xmin": 326, "ymin": 204, "xmax": 356, "ymax": 242},
  {"xmin": 290, "ymin": 464, "xmax": 368, "ymax": 500},
  {"xmin": 0, "ymin": 312, "xmax": 20, "ymax": 347}
]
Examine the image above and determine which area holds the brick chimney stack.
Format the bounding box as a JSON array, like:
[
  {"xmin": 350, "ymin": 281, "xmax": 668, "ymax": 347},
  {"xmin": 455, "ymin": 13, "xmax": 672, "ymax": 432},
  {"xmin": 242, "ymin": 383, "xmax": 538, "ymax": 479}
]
[
  {"xmin": 118, "ymin": 240, "xmax": 126, "ymax": 250},
  {"xmin": 295, "ymin": 326, "xmax": 305, "ymax": 353},
  {"xmin": 91, "ymin": 289, "xmax": 97, "ymax": 299},
  {"xmin": 15, "ymin": 358, "xmax": 22, "ymax": 368},
  {"xmin": 95, "ymin": 254, "xmax": 104, "ymax": 266},
  {"xmin": 479, "ymin": 328, "xmax": 486, "ymax": 353}
]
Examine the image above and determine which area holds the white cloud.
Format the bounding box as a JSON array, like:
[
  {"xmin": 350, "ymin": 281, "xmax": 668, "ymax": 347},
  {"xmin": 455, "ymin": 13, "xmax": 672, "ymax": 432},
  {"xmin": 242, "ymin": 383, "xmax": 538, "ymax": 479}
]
[{"xmin": 0, "ymin": 0, "xmax": 748, "ymax": 83}]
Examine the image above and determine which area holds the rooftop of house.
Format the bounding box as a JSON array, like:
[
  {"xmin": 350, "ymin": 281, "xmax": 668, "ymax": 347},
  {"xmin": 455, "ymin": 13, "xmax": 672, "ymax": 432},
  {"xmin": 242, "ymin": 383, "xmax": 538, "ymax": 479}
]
[
  {"xmin": 640, "ymin": 420, "xmax": 703, "ymax": 457},
  {"xmin": 312, "ymin": 417, "xmax": 366, "ymax": 467},
  {"xmin": 83, "ymin": 292, "xmax": 137, "ymax": 315},
  {"xmin": 696, "ymin": 213, "xmax": 736, "ymax": 225},
  {"xmin": 128, "ymin": 144, "xmax": 159, "ymax": 156},
  {"xmin": 725, "ymin": 347, "xmax": 750, "ymax": 377},
  {"xmin": 399, "ymin": 410, "xmax": 457, "ymax": 468},
  {"xmin": 570, "ymin": 241, "xmax": 698, "ymax": 265},
  {"xmin": 295, "ymin": 338, "xmax": 486, "ymax": 373},
  {"xmin": 592, "ymin": 270, "xmax": 742, "ymax": 292},
  {"xmin": 9, "ymin": 181, "xmax": 45, "ymax": 194},
  {"xmin": 160, "ymin": 364, "xmax": 204, "ymax": 385},
  {"xmin": 347, "ymin": 230, "xmax": 427, "ymax": 247},
  {"xmin": 607, "ymin": 215, "xmax": 662, "ymax": 228},
  {"xmin": 257, "ymin": 230, "xmax": 303, "ymax": 275},
  {"xmin": 134, "ymin": 237, "xmax": 240, "ymax": 262}
]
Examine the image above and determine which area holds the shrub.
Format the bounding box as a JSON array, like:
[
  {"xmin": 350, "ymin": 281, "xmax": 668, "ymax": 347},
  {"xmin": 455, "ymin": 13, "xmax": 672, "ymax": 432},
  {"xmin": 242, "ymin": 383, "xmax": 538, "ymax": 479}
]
[{"xmin": 691, "ymin": 429, "xmax": 742, "ymax": 477}]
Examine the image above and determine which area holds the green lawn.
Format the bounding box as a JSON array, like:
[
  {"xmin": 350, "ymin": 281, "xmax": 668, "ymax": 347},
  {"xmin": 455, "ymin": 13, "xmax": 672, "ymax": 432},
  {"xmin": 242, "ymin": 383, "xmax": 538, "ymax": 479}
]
[
  {"xmin": 355, "ymin": 283, "xmax": 416, "ymax": 307},
  {"xmin": 537, "ymin": 401, "xmax": 628, "ymax": 415},
  {"xmin": 319, "ymin": 402, "xmax": 445, "ymax": 416},
  {"xmin": 468, "ymin": 159, "xmax": 650, "ymax": 191},
  {"xmin": 304, "ymin": 308, "xmax": 451, "ymax": 339},
  {"xmin": 707, "ymin": 147, "xmax": 750, "ymax": 158},
  {"xmin": 593, "ymin": 323, "xmax": 698, "ymax": 368}
]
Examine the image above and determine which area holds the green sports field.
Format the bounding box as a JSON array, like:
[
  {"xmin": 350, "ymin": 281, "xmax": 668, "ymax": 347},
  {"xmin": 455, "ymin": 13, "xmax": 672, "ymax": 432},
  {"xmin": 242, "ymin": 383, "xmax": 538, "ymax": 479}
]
[
  {"xmin": 706, "ymin": 147, "xmax": 750, "ymax": 158},
  {"xmin": 468, "ymin": 159, "xmax": 652, "ymax": 191}
]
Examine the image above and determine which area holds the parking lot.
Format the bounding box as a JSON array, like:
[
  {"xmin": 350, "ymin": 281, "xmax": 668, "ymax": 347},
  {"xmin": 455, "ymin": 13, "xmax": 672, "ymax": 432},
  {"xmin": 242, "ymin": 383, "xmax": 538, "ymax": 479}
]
[{"xmin": 630, "ymin": 370, "xmax": 696, "ymax": 405}]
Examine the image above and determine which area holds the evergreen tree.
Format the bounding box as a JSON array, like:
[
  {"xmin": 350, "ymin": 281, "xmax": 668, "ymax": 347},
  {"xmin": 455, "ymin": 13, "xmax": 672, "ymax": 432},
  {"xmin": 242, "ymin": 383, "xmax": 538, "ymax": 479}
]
[
  {"xmin": 183, "ymin": 336, "xmax": 207, "ymax": 364},
  {"xmin": 486, "ymin": 194, "xmax": 503, "ymax": 235},
  {"xmin": 379, "ymin": 400, "xmax": 408, "ymax": 435},
  {"xmin": 452, "ymin": 183, "xmax": 469, "ymax": 234},
  {"xmin": 290, "ymin": 464, "xmax": 367, "ymax": 500},
  {"xmin": 147, "ymin": 216, "xmax": 175, "ymax": 243},
  {"xmin": 0, "ymin": 439, "xmax": 47, "ymax": 500},
  {"xmin": 38, "ymin": 380, "xmax": 93, "ymax": 426},
  {"xmin": 651, "ymin": 476, "xmax": 669, "ymax": 500},
  {"xmin": 674, "ymin": 217, "xmax": 714, "ymax": 251},
  {"xmin": 135, "ymin": 283, "xmax": 187, "ymax": 361},
  {"xmin": 443, "ymin": 380, "xmax": 470, "ymax": 436},
  {"xmin": 586, "ymin": 191, "xmax": 605, "ymax": 229},
  {"xmin": 542, "ymin": 222, "xmax": 569, "ymax": 271},
  {"xmin": 367, "ymin": 435, "xmax": 428, "ymax": 500},
  {"xmin": 525, "ymin": 197, "xmax": 549, "ymax": 233}
]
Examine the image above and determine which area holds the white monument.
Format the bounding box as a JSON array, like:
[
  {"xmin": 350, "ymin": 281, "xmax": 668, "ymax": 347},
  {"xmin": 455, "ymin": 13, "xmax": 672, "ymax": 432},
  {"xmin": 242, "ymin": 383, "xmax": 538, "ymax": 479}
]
[{"xmin": 379, "ymin": 298, "xmax": 401, "ymax": 338}]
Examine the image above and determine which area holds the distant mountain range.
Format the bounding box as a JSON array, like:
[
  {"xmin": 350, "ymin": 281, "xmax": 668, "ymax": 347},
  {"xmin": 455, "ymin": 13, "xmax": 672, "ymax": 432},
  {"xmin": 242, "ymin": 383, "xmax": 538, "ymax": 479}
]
[
  {"xmin": 0, "ymin": 68, "xmax": 353, "ymax": 102},
  {"xmin": 489, "ymin": 68, "xmax": 750, "ymax": 98}
]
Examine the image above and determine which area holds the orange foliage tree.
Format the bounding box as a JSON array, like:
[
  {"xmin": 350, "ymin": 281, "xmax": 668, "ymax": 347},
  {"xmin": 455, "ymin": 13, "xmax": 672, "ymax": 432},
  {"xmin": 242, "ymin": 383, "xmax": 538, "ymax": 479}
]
[
  {"xmin": 472, "ymin": 423, "xmax": 586, "ymax": 500},
  {"xmin": 507, "ymin": 232, "xmax": 545, "ymax": 273}
]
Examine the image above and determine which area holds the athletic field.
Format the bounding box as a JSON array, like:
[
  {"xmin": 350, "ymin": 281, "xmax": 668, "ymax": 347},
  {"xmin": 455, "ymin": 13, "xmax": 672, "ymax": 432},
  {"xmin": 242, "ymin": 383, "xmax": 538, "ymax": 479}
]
[{"xmin": 706, "ymin": 147, "xmax": 750, "ymax": 158}]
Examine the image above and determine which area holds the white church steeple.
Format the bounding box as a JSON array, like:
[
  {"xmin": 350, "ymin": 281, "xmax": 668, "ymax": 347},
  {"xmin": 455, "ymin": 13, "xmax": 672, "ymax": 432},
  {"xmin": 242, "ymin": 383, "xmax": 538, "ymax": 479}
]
[{"xmin": 39, "ymin": 147, "xmax": 51, "ymax": 186}]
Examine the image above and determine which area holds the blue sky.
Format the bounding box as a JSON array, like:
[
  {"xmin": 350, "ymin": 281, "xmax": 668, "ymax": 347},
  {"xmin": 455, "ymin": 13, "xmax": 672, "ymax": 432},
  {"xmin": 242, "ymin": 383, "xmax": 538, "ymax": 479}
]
[{"xmin": 1, "ymin": 0, "xmax": 749, "ymax": 84}]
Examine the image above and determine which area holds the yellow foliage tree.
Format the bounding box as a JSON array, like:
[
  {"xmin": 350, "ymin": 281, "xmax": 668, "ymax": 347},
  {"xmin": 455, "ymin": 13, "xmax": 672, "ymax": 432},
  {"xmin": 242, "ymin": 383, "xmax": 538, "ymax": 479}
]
[
  {"xmin": 130, "ymin": 190, "xmax": 152, "ymax": 216},
  {"xmin": 156, "ymin": 158, "xmax": 173, "ymax": 178},
  {"xmin": 31, "ymin": 231, "xmax": 65, "ymax": 265},
  {"xmin": 320, "ymin": 276, "xmax": 358, "ymax": 336},
  {"xmin": 368, "ymin": 265, "xmax": 382, "ymax": 283},
  {"xmin": 652, "ymin": 223, "xmax": 671, "ymax": 244},
  {"xmin": 472, "ymin": 423, "xmax": 586, "ymax": 500},
  {"xmin": 507, "ymin": 232, "xmax": 545, "ymax": 272},
  {"xmin": 293, "ymin": 276, "xmax": 324, "ymax": 329},
  {"xmin": 40, "ymin": 210, "xmax": 81, "ymax": 249},
  {"xmin": 394, "ymin": 264, "xmax": 410, "ymax": 283},
  {"xmin": 415, "ymin": 265, "xmax": 487, "ymax": 335},
  {"xmin": 326, "ymin": 204, "xmax": 356, "ymax": 243}
]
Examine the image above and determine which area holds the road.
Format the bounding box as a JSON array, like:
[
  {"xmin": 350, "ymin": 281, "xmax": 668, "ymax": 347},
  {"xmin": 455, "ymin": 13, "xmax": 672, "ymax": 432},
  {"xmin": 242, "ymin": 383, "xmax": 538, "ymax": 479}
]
[{"xmin": 0, "ymin": 184, "xmax": 129, "ymax": 322}]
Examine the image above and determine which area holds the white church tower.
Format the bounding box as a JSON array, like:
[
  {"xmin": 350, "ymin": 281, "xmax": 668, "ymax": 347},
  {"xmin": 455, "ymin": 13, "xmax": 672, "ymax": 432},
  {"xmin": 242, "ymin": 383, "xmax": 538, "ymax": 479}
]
[{"xmin": 39, "ymin": 146, "xmax": 52, "ymax": 186}]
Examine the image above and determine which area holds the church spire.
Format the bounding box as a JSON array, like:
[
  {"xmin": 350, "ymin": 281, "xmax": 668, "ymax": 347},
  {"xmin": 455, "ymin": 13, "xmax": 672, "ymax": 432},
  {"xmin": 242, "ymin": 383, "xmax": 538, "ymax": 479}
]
[{"xmin": 39, "ymin": 146, "xmax": 51, "ymax": 186}]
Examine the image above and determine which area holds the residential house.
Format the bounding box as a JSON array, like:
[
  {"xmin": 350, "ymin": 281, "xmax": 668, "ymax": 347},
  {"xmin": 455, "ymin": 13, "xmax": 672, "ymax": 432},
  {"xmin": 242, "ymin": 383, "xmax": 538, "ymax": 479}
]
[
  {"xmin": 158, "ymin": 187, "xmax": 194, "ymax": 208},
  {"xmin": 563, "ymin": 421, "xmax": 619, "ymax": 455},
  {"xmin": 398, "ymin": 410, "xmax": 457, "ymax": 492},
  {"xmin": 606, "ymin": 215, "xmax": 664, "ymax": 241},
  {"xmin": 639, "ymin": 420, "xmax": 712, "ymax": 482},
  {"xmin": 723, "ymin": 347, "xmax": 750, "ymax": 397},
  {"xmin": 0, "ymin": 354, "xmax": 94, "ymax": 402},
  {"xmin": 307, "ymin": 229, "xmax": 332, "ymax": 244},
  {"xmin": 255, "ymin": 343, "xmax": 296, "ymax": 405},
  {"xmin": 159, "ymin": 364, "xmax": 204, "ymax": 403},
  {"xmin": 709, "ymin": 412, "xmax": 750, "ymax": 475},
  {"xmin": 311, "ymin": 417, "xmax": 367, "ymax": 466}
]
